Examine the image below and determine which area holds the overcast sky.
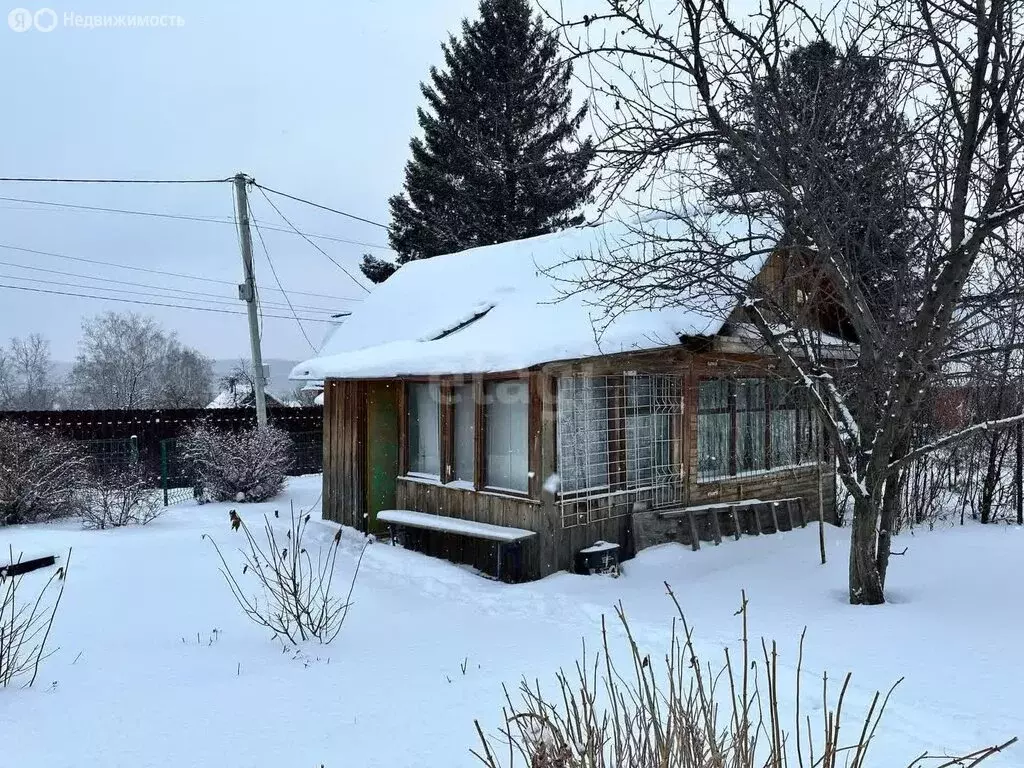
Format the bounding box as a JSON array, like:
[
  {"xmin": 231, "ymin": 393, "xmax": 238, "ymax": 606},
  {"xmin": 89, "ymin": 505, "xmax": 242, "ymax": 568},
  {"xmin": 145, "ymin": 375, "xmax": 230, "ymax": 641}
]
[{"xmin": 0, "ymin": 0, "xmax": 485, "ymax": 364}]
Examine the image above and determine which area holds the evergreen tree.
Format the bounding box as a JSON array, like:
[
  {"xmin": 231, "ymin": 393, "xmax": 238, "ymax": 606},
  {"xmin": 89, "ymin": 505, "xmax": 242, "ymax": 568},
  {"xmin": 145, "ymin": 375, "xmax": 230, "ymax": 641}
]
[
  {"xmin": 362, "ymin": 0, "xmax": 596, "ymax": 283},
  {"xmin": 716, "ymin": 41, "xmax": 916, "ymax": 319}
]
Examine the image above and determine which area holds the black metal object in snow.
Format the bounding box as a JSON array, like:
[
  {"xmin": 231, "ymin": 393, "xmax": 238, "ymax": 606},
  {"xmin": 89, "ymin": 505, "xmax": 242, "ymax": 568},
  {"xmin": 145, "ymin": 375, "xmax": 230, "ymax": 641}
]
[
  {"xmin": 575, "ymin": 542, "xmax": 621, "ymax": 575},
  {"xmin": 0, "ymin": 555, "xmax": 56, "ymax": 579}
]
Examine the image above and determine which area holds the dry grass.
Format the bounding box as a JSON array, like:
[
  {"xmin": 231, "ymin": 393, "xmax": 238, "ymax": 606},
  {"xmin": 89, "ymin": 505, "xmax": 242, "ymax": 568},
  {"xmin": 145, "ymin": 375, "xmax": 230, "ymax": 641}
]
[
  {"xmin": 203, "ymin": 505, "xmax": 366, "ymax": 645},
  {"xmin": 0, "ymin": 548, "xmax": 71, "ymax": 688},
  {"xmin": 474, "ymin": 585, "xmax": 1016, "ymax": 768}
]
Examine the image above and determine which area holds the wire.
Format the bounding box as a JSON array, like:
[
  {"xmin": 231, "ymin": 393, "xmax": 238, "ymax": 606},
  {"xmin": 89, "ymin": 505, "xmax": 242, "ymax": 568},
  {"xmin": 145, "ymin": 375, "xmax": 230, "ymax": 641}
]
[
  {"xmin": 0, "ymin": 282, "xmax": 337, "ymax": 321},
  {"xmin": 0, "ymin": 243, "xmax": 362, "ymax": 302},
  {"xmin": 0, "ymin": 176, "xmax": 233, "ymax": 184},
  {"xmin": 256, "ymin": 187, "xmax": 371, "ymax": 294},
  {"xmin": 0, "ymin": 194, "xmax": 392, "ymax": 250},
  {"xmin": 249, "ymin": 199, "xmax": 318, "ymax": 352},
  {"xmin": 255, "ymin": 182, "xmax": 389, "ymax": 230},
  {"xmin": 0, "ymin": 266, "xmax": 336, "ymax": 315}
]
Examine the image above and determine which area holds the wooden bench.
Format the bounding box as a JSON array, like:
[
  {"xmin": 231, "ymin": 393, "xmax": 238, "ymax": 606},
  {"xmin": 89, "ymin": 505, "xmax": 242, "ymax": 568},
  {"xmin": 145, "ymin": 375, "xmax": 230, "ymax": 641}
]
[
  {"xmin": 657, "ymin": 498, "xmax": 806, "ymax": 551},
  {"xmin": 377, "ymin": 510, "xmax": 537, "ymax": 582}
]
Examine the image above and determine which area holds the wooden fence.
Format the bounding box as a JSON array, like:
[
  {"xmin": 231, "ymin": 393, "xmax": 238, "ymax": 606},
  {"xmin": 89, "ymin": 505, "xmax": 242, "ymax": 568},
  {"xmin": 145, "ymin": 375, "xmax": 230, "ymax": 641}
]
[{"xmin": 0, "ymin": 406, "xmax": 324, "ymax": 478}]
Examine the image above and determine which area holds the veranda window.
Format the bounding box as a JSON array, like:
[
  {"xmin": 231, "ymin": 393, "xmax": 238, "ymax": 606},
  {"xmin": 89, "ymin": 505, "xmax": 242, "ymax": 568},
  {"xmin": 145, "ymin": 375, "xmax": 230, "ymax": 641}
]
[
  {"xmin": 697, "ymin": 380, "xmax": 731, "ymax": 480},
  {"xmin": 408, "ymin": 382, "xmax": 441, "ymax": 476},
  {"xmin": 625, "ymin": 375, "xmax": 679, "ymax": 497},
  {"xmin": 735, "ymin": 379, "xmax": 766, "ymax": 474},
  {"xmin": 557, "ymin": 374, "xmax": 682, "ymax": 525},
  {"xmin": 697, "ymin": 377, "xmax": 819, "ymax": 480},
  {"xmin": 485, "ymin": 380, "xmax": 529, "ymax": 492},
  {"xmin": 451, "ymin": 383, "xmax": 475, "ymax": 482},
  {"xmin": 557, "ymin": 376, "xmax": 610, "ymax": 493}
]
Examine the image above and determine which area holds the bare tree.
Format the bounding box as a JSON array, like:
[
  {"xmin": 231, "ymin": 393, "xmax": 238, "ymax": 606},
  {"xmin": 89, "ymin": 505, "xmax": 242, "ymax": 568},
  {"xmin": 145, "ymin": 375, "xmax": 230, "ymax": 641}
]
[
  {"xmin": 0, "ymin": 334, "xmax": 59, "ymax": 411},
  {"xmin": 552, "ymin": 0, "xmax": 1024, "ymax": 603},
  {"xmin": 69, "ymin": 312, "xmax": 213, "ymax": 410},
  {"xmin": 159, "ymin": 344, "xmax": 215, "ymax": 408}
]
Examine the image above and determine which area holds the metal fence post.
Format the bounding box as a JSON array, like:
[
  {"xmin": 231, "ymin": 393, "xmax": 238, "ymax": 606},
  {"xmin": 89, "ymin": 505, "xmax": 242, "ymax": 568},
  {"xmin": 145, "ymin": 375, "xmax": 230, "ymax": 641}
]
[{"xmin": 161, "ymin": 440, "xmax": 169, "ymax": 507}]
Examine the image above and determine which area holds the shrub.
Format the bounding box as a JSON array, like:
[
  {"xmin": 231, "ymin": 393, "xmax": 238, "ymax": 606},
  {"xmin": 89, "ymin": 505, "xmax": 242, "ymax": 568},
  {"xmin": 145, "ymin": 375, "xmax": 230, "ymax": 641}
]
[
  {"xmin": 181, "ymin": 423, "xmax": 292, "ymax": 503},
  {"xmin": 474, "ymin": 587, "xmax": 1016, "ymax": 768},
  {"xmin": 203, "ymin": 505, "xmax": 367, "ymax": 644},
  {"xmin": 1, "ymin": 548, "xmax": 71, "ymax": 688},
  {"xmin": 83, "ymin": 464, "xmax": 162, "ymax": 529},
  {"xmin": 0, "ymin": 421, "xmax": 89, "ymax": 526}
]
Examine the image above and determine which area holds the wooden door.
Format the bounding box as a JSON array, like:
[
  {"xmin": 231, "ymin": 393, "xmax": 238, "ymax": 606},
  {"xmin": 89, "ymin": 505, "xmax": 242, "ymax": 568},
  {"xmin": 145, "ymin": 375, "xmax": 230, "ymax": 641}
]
[{"xmin": 365, "ymin": 381, "xmax": 400, "ymax": 533}]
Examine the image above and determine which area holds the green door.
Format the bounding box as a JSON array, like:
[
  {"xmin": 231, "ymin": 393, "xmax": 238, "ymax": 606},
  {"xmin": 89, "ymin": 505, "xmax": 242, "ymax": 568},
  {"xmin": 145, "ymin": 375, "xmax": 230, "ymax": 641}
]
[{"xmin": 365, "ymin": 381, "xmax": 400, "ymax": 533}]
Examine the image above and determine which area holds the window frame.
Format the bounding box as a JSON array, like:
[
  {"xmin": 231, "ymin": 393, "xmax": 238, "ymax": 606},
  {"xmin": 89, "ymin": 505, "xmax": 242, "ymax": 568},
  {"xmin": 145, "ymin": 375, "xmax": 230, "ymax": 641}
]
[
  {"xmin": 482, "ymin": 378, "xmax": 531, "ymax": 495},
  {"xmin": 405, "ymin": 381, "xmax": 442, "ymax": 479},
  {"xmin": 696, "ymin": 375, "xmax": 819, "ymax": 482},
  {"xmin": 400, "ymin": 375, "xmax": 535, "ymax": 500},
  {"xmin": 555, "ymin": 373, "xmax": 683, "ymax": 505}
]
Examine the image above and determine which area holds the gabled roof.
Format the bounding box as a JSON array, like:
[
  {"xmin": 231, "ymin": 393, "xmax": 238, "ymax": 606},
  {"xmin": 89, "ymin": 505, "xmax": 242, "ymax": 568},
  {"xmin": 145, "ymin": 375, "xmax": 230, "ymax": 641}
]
[{"xmin": 291, "ymin": 217, "xmax": 772, "ymax": 381}]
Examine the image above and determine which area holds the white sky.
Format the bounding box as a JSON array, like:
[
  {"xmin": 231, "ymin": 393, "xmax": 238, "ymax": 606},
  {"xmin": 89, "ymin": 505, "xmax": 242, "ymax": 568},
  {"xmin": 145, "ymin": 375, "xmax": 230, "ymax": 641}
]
[{"xmin": 0, "ymin": 0, "xmax": 483, "ymax": 361}]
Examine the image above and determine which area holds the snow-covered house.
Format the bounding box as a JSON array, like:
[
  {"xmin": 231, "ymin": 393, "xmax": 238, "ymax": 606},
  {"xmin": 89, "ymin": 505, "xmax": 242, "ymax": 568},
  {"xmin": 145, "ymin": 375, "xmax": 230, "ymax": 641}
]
[
  {"xmin": 291, "ymin": 219, "xmax": 848, "ymax": 580},
  {"xmin": 207, "ymin": 381, "xmax": 288, "ymax": 410}
]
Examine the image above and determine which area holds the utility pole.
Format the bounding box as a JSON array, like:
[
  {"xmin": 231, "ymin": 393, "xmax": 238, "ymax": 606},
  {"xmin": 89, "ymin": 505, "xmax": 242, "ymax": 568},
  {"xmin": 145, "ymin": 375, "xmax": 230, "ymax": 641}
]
[{"xmin": 233, "ymin": 172, "xmax": 268, "ymax": 428}]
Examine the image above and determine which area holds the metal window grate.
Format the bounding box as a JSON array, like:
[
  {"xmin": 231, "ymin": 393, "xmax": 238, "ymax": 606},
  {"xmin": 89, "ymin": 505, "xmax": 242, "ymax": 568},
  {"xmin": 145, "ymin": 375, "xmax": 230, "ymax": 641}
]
[{"xmin": 557, "ymin": 373, "xmax": 683, "ymax": 529}]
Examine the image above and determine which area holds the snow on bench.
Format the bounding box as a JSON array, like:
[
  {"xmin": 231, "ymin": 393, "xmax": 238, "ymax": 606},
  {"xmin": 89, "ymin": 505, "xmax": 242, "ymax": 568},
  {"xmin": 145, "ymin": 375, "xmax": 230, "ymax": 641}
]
[{"xmin": 377, "ymin": 510, "xmax": 536, "ymax": 543}]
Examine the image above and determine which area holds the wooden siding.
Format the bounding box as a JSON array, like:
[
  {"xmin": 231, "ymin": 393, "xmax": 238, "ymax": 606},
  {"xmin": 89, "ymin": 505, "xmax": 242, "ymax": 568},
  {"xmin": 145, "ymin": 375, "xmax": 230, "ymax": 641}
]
[
  {"xmin": 395, "ymin": 479, "xmax": 543, "ymax": 580},
  {"xmin": 319, "ymin": 345, "xmax": 838, "ymax": 579},
  {"xmin": 394, "ymin": 477, "xmax": 633, "ymax": 580},
  {"xmin": 322, "ymin": 380, "xmax": 367, "ymax": 529}
]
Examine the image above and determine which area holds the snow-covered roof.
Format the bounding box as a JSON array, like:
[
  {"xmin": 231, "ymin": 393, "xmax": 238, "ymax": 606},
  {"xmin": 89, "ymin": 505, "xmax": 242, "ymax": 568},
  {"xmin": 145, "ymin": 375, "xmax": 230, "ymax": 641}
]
[
  {"xmin": 206, "ymin": 383, "xmax": 289, "ymax": 409},
  {"xmin": 207, "ymin": 388, "xmax": 245, "ymax": 409},
  {"xmin": 291, "ymin": 218, "xmax": 772, "ymax": 380}
]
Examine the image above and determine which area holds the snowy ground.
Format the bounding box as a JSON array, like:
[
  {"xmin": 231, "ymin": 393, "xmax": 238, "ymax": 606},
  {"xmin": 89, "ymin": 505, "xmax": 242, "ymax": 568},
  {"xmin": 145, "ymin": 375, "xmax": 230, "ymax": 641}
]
[{"xmin": 1, "ymin": 475, "xmax": 1021, "ymax": 767}]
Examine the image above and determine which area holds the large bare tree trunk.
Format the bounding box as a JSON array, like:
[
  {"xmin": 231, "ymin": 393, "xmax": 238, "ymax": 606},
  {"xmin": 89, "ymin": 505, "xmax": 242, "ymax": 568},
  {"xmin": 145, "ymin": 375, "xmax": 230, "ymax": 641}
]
[{"xmin": 849, "ymin": 496, "xmax": 885, "ymax": 605}]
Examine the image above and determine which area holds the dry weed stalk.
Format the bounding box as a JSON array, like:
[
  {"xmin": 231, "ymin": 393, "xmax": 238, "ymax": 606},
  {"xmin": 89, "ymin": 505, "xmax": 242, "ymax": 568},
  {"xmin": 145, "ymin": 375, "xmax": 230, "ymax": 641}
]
[
  {"xmin": 0, "ymin": 547, "xmax": 71, "ymax": 688},
  {"xmin": 474, "ymin": 585, "xmax": 1016, "ymax": 767},
  {"xmin": 204, "ymin": 504, "xmax": 366, "ymax": 644}
]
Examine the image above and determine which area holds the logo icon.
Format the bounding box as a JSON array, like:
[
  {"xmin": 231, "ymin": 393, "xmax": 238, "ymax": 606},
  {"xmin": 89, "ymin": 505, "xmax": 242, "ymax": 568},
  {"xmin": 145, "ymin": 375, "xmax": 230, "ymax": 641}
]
[
  {"xmin": 7, "ymin": 7, "xmax": 33, "ymax": 31},
  {"xmin": 7, "ymin": 7, "xmax": 58, "ymax": 31},
  {"xmin": 33, "ymin": 7, "xmax": 56, "ymax": 31}
]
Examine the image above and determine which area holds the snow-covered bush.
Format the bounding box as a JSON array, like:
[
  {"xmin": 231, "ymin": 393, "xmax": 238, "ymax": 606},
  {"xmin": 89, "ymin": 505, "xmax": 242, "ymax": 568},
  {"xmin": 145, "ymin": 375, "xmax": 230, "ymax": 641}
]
[
  {"xmin": 0, "ymin": 421, "xmax": 89, "ymax": 526},
  {"xmin": 83, "ymin": 464, "xmax": 162, "ymax": 529},
  {"xmin": 1, "ymin": 549, "xmax": 71, "ymax": 688},
  {"xmin": 181, "ymin": 423, "xmax": 292, "ymax": 503},
  {"xmin": 203, "ymin": 505, "xmax": 367, "ymax": 644},
  {"xmin": 474, "ymin": 589, "xmax": 1016, "ymax": 768}
]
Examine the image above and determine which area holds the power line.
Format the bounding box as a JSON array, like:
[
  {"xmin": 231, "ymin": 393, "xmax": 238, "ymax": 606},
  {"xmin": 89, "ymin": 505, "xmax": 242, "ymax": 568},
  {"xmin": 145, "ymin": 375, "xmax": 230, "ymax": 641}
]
[
  {"xmin": 0, "ymin": 243, "xmax": 363, "ymax": 303},
  {"xmin": 0, "ymin": 272, "xmax": 334, "ymax": 319},
  {"xmin": 249, "ymin": 200, "xmax": 318, "ymax": 352},
  {"xmin": 256, "ymin": 187, "xmax": 371, "ymax": 294},
  {"xmin": 0, "ymin": 176, "xmax": 233, "ymax": 184},
  {"xmin": 0, "ymin": 263, "xmax": 337, "ymax": 315},
  {"xmin": 0, "ymin": 194, "xmax": 393, "ymax": 250},
  {"xmin": 255, "ymin": 182, "xmax": 389, "ymax": 230},
  {"xmin": 0, "ymin": 282, "xmax": 337, "ymax": 322}
]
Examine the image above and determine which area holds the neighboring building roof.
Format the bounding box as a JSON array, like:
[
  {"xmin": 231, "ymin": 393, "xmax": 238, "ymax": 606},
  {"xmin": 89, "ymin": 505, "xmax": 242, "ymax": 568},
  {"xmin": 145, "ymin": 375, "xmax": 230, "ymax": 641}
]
[
  {"xmin": 206, "ymin": 383, "xmax": 288, "ymax": 409},
  {"xmin": 291, "ymin": 216, "xmax": 773, "ymax": 381}
]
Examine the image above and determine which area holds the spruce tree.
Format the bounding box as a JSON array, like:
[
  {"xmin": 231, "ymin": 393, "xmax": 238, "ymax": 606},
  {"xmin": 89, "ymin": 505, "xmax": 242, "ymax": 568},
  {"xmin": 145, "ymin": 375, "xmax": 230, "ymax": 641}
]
[
  {"xmin": 361, "ymin": 0, "xmax": 596, "ymax": 283},
  {"xmin": 716, "ymin": 41, "xmax": 916, "ymax": 318}
]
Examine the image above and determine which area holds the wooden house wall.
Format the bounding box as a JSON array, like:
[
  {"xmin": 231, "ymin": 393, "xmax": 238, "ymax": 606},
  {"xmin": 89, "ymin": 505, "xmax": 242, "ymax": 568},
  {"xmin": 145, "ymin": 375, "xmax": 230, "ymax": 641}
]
[
  {"xmin": 684, "ymin": 353, "xmax": 838, "ymax": 524},
  {"xmin": 319, "ymin": 344, "xmax": 838, "ymax": 579},
  {"xmin": 322, "ymin": 380, "xmax": 366, "ymax": 529}
]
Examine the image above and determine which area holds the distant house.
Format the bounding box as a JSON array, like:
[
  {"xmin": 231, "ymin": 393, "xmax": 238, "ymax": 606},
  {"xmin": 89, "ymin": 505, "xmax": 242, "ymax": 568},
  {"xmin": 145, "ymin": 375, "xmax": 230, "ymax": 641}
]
[
  {"xmin": 206, "ymin": 381, "xmax": 289, "ymax": 410},
  {"xmin": 291, "ymin": 219, "xmax": 851, "ymax": 581}
]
